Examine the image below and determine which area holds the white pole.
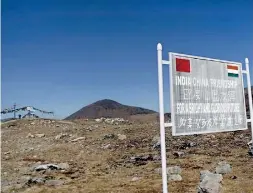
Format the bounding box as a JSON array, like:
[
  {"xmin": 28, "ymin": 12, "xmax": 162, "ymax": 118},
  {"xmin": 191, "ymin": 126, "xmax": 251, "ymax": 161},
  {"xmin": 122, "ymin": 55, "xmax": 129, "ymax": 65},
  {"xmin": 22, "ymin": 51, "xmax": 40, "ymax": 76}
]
[
  {"xmin": 157, "ymin": 43, "xmax": 168, "ymax": 193},
  {"xmin": 245, "ymin": 58, "xmax": 253, "ymax": 143}
]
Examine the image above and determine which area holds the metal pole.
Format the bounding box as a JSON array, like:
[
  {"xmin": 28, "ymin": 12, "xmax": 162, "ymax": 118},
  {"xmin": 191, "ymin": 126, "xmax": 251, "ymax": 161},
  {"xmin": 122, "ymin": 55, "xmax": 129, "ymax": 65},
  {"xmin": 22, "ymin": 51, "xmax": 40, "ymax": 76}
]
[
  {"xmin": 157, "ymin": 43, "xmax": 168, "ymax": 193},
  {"xmin": 245, "ymin": 58, "xmax": 253, "ymax": 143},
  {"xmin": 14, "ymin": 103, "xmax": 16, "ymax": 119}
]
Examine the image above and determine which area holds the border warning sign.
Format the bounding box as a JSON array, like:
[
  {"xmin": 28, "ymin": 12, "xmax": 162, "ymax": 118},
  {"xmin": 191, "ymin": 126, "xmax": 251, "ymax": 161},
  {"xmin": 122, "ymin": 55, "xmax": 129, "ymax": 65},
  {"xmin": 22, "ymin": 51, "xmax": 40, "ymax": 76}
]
[{"xmin": 170, "ymin": 53, "xmax": 247, "ymax": 136}]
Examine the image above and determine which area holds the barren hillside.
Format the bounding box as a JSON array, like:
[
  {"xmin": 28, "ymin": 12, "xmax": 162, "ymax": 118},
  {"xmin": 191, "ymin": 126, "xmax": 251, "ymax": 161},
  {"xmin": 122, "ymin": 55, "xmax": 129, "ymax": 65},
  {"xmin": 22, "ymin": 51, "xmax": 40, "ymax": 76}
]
[{"xmin": 1, "ymin": 118, "xmax": 253, "ymax": 193}]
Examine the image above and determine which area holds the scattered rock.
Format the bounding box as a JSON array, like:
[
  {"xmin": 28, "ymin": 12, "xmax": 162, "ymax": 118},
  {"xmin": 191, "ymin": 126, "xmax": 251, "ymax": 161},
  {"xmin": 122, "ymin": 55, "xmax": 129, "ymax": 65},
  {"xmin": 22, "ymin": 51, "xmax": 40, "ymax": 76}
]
[
  {"xmin": 231, "ymin": 176, "xmax": 237, "ymax": 180},
  {"xmin": 153, "ymin": 155, "xmax": 161, "ymax": 161},
  {"xmin": 173, "ymin": 151, "xmax": 185, "ymax": 158},
  {"xmin": 26, "ymin": 133, "xmax": 35, "ymax": 138},
  {"xmin": 58, "ymin": 163, "xmax": 70, "ymax": 170},
  {"xmin": 7, "ymin": 123, "xmax": 17, "ymax": 128},
  {"xmin": 4, "ymin": 151, "xmax": 11, "ymax": 155},
  {"xmin": 55, "ymin": 133, "xmax": 68, "ymax": 140},
  {"xmin": 94, "ymin": 117, "xmax": 128, "ymax": 124},
  {"xmin": 180, "ymin": 141, "xmax": 197, "ymax": 149},
  {"xmin": 70, "ymin": 172, "xmax": 80, "ymax": 179},
  {"xmin": 105, "ymin": 119, "xmax": 114, "ymax": 124},
  {"xmin": 34, "ymin": 163, "xmax": 70, "ymax": 171},
  {"xmin": 27, "ymin": 177, "xmax": 46, "ymax": 185},
  {"xmin": 168, "ymin": 174, "xmax": 182, "ymax": 181},
  {"xmin": 131, "ymin": 177, "xmax": 142, "ymax": 182},
  {"xmin": 167, "ymin": 166, "xmax": 182, "ymax": 175},
  {"xmin": 30, "ymin": 122, "xmax": 35, "ymax": 125},
  {"xmin": 34, "ymin": 164, "xmax": 59, "ymax": 171},
  {"xmin": 248, "ymin": 146, "xmax": 253, "ymax": 156},
  {"xmin": 95, "ymin": 118, "xmax": 102, "ymax": 123},
  {"xmin": 198, "ymin": 170, "xmax": 223, "ymax": 193},
  {"xmin": 210, "ymin": 134, "xmax": 216, "ymax": 139},
  {"xmin": 35, "ymin": 133, "xmax": 45, "ymax": 138},
  {"xmin": 45, "ymin": 180, "xmax": 64, "ymax": 186},
  {"xmin": 118, "ymin": 134, "xmax": 127, "ymax": 140},
  {"xmin": 70, "ymin": 137, "xmax": 85, "ymax": 142},
  {"xmin": 200, "ymin": 170, "xmax": 212, "ymax": 181},
  {"xmin": 152, "ymin": 135, "xmax": 161, "ymax": 150},
  {"xmin": 103, "ymin": 134, "xmax": 116, "ymax": 139},
  {"xmin": 156, "ymin": 166, "xmax": 182, "ymax": 175},
  {"xmin": 4, "ymin": 156, "xmax": 10, "ymax": 160},
  {"xmin": 130, "ymin": 155, "xmax": 153, "ymax": 163},
  {"xmin": 102, "ymin": 144, "xmax": 111, "ymax": 149},
  {"xmin": 215, "ymin": 162, "xmax": 232, "ymax": 174},
  {"xmin": 156, "ymin": 166, "xmax": 182, "ymax": 181},
  {"xmin": 247, "ymin": 140, "xmax": 252, "ymax": 147},
  {"xmin": 152, "ymin": 135, "xmax": 160, "ymax": 143}
]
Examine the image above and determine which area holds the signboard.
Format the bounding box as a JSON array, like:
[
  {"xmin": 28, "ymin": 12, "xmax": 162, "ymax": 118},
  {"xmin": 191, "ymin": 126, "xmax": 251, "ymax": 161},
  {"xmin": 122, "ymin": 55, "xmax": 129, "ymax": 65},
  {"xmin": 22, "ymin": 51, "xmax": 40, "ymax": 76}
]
[{"xmin": 170, "ymin": 53, "xmax": 247, "ymax": 136}]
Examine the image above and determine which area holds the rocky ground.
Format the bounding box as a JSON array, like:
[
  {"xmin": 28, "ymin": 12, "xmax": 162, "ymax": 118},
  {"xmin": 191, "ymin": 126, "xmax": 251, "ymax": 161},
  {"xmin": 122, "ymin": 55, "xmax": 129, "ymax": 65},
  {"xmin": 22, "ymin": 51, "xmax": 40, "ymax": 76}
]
[{"xmin": 1, "ymin": 118, "xmax": 253, "ymax": 193}]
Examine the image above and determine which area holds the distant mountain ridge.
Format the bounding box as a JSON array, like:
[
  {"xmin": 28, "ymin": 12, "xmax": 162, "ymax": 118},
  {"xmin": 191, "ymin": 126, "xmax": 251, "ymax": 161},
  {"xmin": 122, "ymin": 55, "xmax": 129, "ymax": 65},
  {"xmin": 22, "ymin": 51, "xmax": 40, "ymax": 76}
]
[
  {"xmin": 65, "ymin": 87, "xmax": 252, "ymax": 120},
  {"xmin": 65, "ymin": 99, "xmax": 157, "ymax": 120}
]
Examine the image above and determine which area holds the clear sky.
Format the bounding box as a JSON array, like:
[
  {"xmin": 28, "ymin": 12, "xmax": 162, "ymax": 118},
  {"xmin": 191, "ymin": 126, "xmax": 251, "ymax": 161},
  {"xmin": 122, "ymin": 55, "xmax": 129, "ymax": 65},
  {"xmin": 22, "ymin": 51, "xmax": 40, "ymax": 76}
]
[{"xmin": 2, "ymin": 0, "xmax": 253, "ymax": 119}]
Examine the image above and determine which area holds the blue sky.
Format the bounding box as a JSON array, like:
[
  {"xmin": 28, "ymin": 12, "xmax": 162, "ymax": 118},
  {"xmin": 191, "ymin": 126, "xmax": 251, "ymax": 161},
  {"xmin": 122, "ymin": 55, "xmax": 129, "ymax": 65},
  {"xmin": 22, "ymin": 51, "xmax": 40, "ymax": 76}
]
[{"xmin": 2, "ymin": 0, "xmax": 253, "ymax": 119}]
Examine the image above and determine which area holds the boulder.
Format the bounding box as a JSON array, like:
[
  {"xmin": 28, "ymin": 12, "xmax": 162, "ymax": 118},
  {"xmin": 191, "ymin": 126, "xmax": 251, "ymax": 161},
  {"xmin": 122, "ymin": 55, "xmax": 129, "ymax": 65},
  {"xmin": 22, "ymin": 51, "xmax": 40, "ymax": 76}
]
[
  {"xmin": 215, "ymin": 162, "xmax": 232, "ymax": 174},
  {"xmin": 198, "ymin": 170, "xmax": 223, "ymax": 193},
  {"xmin": 155, "ymin": 166, "xmax": 182, "ymax": 181},
  {"xmin": 58, "ymin": 163, "xmax": 70, "ymax": 170},
  {"xmin": 168, "ymin": 174, "xmax": 182, "ymax": 181},
  {"xmin": 167, "ymin": 166, "xmax": 182, "ymax": 175},
  {"xmin": 34, "ymin": 164, "xmax": 59, "ymax": 171}
]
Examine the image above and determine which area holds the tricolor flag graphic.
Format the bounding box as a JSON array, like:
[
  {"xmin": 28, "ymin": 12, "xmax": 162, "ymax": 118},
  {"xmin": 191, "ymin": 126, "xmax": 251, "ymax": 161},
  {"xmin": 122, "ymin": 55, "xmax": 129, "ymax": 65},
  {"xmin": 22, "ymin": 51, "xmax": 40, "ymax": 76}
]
[
  {"xmin": 176, "ymin": 58, "xmax": 191, "ymax": 73},
  {"xmin": 227, "ymin": 64, "xmax": 239, "ymax": 77}
]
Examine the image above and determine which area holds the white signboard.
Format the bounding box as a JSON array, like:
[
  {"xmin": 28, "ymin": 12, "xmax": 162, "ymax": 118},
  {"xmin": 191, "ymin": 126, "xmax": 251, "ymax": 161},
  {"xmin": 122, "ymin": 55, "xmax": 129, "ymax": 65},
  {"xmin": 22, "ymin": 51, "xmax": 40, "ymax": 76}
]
[{"xmin": 170, "ymin": 53, "xmax": 247, "ymax": 136}]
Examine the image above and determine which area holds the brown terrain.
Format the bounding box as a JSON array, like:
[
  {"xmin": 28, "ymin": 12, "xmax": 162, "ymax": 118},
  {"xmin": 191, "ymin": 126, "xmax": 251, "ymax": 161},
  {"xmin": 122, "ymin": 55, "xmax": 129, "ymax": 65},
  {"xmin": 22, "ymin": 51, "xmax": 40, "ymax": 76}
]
[
  {"xmin": 1, "ymin": 88, "xmax": 252, "ymax": 193},
  {"xmin": 1, "ymin": 118, "xmax": 253, "ymax": 193}
]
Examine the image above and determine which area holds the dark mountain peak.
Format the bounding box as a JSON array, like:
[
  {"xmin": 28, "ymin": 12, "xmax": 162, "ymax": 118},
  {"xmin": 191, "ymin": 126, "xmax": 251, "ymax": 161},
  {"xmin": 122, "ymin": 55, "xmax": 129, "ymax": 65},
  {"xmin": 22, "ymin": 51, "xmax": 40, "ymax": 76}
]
[
  {"xmin": 65, "ymin": 99, "xmax": 156, "ymax": 120},
  {"xmin": 91, "ymin": 99, "xmax": 122, "ymax": 108}
]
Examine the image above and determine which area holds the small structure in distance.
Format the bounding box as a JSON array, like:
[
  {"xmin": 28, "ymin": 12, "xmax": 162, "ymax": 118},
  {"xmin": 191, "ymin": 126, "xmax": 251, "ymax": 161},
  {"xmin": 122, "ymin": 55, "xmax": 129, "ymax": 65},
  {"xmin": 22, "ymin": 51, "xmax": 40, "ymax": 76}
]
[{"xmin": 1, "ymin": 104, "xmax": 54, "ymax": 119}]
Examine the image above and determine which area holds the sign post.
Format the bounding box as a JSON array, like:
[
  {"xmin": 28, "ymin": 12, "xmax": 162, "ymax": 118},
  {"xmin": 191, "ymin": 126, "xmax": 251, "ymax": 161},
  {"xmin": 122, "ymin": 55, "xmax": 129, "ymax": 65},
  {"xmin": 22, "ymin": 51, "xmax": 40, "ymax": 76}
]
[
  {"xmin": 157, "ymin": 43, "xmax": 252, "ymax": 193},
  {"xmin": 157, "ymin": 43, "xmax": 168, "ymax": 193},
  {"xmin": 245, "ymin": 58, "xmax": 253, "ymax": 143}
]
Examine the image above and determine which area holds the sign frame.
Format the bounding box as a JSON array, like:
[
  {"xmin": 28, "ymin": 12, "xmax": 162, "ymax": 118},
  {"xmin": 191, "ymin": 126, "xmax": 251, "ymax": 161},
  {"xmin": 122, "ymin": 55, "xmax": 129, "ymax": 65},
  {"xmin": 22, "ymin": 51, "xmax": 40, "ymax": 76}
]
[
  {"xmin": 157, "ymin": 43, "xmax": 253, "ymax": 193},
  {"xmin": 169, "ymin": 52, "xmax": 248, "ymax": 136}
]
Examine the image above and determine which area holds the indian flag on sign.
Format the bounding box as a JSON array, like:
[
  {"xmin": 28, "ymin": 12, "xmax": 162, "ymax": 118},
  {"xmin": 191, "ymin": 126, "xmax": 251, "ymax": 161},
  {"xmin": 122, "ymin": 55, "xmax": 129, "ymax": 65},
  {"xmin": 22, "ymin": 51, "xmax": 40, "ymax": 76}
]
[{"xmin": 227, "ymin": 64, "xmax": 239, "ymax": 77}]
